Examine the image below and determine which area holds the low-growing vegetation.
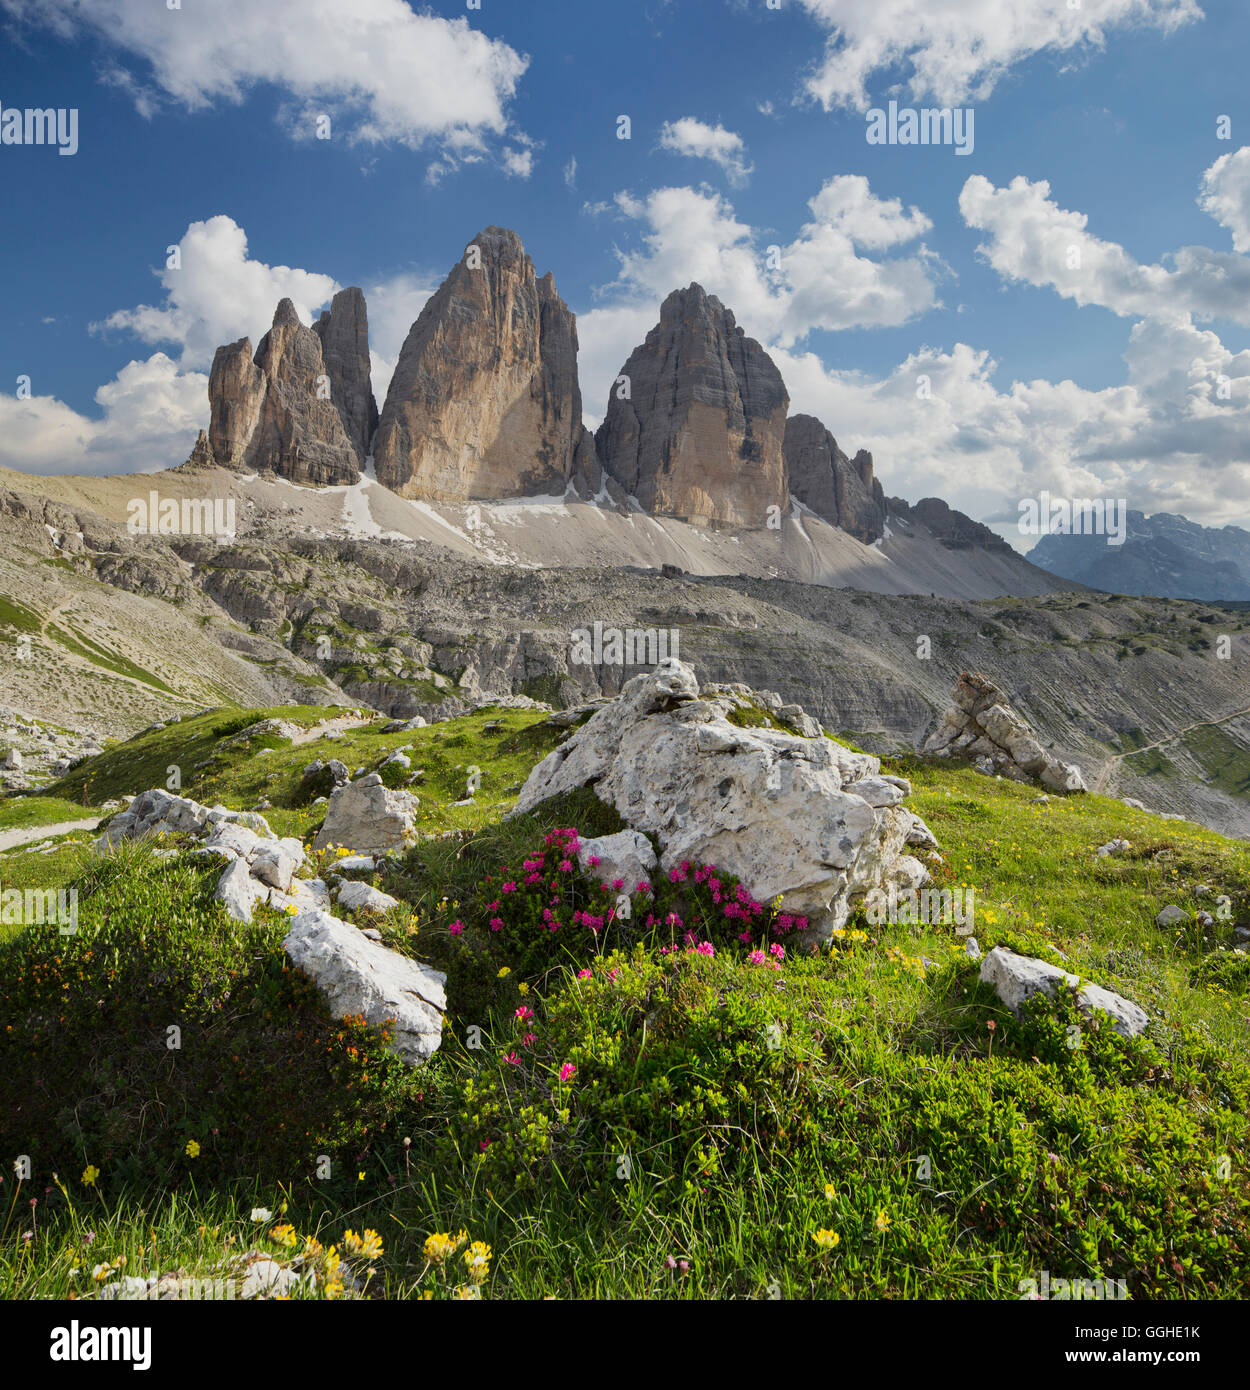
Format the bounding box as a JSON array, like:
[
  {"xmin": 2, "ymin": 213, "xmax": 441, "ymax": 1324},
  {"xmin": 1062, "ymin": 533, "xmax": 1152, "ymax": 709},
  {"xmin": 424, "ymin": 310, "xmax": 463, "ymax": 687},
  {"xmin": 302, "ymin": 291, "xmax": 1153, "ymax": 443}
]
[{"xmin": 2, "ymin": 704, "xmax": 1248, "ymax": 1299}]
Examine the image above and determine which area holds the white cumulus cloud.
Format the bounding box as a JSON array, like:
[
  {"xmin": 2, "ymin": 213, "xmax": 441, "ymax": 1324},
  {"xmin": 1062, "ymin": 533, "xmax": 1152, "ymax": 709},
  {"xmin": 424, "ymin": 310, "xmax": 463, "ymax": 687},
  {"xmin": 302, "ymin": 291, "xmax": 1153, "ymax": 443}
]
[
  {"xmin": 576, "ymin": 177, "xmax": 941, "ymax": 419},
  {"xmin": 0, "ymin": 0, "xmax": 530, "ymax": 176},
  {"xmin": 91, "ymin": 215, "xmax": 340, "ymax": 369},
  {"xmin": 959, "ymin": 173, "xmax": 1250, "ymax": 324},
  {"xmin": 0, "ymin": 354, "xmax": 206, "ymax": 476},
  {"xmin": 796, "ymin": 0, "xmax": 1201, "ymax": 109},
  {"xmin": 658, "ymin": 117, "xmax": 753, "ymax": 186},
  {"xmin": 1199, "ymin": 146, "xmax": 1250, "ymax": 253}
]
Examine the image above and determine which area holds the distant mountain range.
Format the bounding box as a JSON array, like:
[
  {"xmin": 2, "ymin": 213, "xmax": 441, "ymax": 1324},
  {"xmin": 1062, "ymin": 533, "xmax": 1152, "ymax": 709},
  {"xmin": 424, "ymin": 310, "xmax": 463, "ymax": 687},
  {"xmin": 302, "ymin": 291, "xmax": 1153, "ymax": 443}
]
[{"xmin": 1028, "ymin": 511, "xmax": 1250, "ymax": 601}]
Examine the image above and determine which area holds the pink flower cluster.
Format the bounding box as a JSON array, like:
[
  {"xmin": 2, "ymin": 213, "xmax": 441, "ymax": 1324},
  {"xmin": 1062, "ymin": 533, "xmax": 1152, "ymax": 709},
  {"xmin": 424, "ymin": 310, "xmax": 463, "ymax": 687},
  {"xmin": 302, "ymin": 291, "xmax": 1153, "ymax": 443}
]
[{"xmin": 747, "ymin": 942, "xmax": 787, "ymax": 970}]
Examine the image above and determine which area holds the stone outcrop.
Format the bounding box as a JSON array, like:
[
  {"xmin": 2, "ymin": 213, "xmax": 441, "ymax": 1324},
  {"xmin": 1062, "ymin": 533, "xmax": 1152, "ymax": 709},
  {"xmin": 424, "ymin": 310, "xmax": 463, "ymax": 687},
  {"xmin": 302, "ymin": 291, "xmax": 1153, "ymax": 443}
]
[
  {"xmin": 784, "ymin": 414, "xmax": 886, "ymax": 543},
  {"xmin": 980, "ymin": 946, "xmax": 1148, "ymax": 1038},
  {"xmin": 511, "ymin": 658, "xmax": 933, "ymax": 941},
  {"xmin": 312, "ymin": 286, "xmax": 378, "ymax": 464},
  {"xmin": 283, "ymin": 908, "xmax": 446, "ymax": 1065},
  {"xmin": 594, "ymin": 284, "xmax": 789, "ymax": 528},
  {"xmin": 96, "ymin": 787, "xmax": 322, "ymax": 923},
  {"xmin": 924, "ymin": 672, "xmax": 1087, "ymax": 792},
  {"xmin": 373, "ymin": 226, "xmax": 592, "ymax": 500},
  {"xmin": 312, "ymin": 771, "xmax": 418, "ymax": 854},
  {"xmin": 208, "ymin": 298, "xmax": 363, "ymax": 486}
]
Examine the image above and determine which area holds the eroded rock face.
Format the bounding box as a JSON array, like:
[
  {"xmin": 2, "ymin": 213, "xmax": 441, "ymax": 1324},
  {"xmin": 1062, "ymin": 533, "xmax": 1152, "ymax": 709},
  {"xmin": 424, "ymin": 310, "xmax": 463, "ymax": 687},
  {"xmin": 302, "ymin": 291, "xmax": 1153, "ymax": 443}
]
[
  {"xmin": 924, "ymin": 671, "xmax": 1087, "ymax": 791},
  {"xmin": 511, "ymin": 659, "xmax": 931, "ymax": 940},
  {"xmin": 594, "ymin": 284, "xmax": 789, "ymax": 528},
  {"xmin": 373, "ymin": 227, "xmax": 591, "ymax": 500},
  {"xmin": 784, "ymin": 414, "xmax": 886, "ymax": 543},
  {"xmin": 208, "ymin": 298, "xmax": 362, "ymax": 486},
  {"xmin": 312, "ymin": 287, "xmax": 378, "ymax": 464}
]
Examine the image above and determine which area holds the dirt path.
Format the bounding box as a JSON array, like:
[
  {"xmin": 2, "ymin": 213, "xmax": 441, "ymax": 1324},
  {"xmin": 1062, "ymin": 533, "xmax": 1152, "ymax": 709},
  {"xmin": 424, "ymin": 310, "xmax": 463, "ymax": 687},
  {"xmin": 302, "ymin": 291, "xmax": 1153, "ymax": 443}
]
[
  {"xmin": 289, "ymin": 714, "xmax": 374, "ymax": 746},
  {"xmin": 1092, "ymin": 705, "xmax": 1250, "ymax": 794},
  {"xmin": 0, "ymin": 818, "xmax": 99, "ymax": 852}
]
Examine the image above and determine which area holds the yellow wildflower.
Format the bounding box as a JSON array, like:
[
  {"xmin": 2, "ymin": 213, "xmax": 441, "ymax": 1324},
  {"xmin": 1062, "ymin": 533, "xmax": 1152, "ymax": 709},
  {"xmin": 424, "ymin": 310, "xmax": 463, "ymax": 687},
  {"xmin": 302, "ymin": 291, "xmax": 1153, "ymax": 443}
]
[
  {"xmin": 423, "ymin": 1232, "xmax": 458, "ymax": 1264},
  {"xmin": 184, "ymin": 1140, "xmax": 200, "ymax": 1159},
  {"xmin": 81, "ymin": 1164, "xmax": 99, "ymax": 1187},
  {"xmin": 812, "ymin": 1229, "xmax": 840, "ymax": 1251},
  {"xmin": 463, "ymin": 1241, "xmax": 492, "ymax": 1283}
]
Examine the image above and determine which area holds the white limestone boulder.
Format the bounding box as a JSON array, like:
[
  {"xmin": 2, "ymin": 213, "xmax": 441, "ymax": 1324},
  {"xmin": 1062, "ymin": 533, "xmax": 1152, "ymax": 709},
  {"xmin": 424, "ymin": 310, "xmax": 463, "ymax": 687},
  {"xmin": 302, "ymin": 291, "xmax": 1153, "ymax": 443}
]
[
  {"xmin": 980, "ymin": 946, "xmax": 1148, "ymax": 1039},
  {"xmin": 576, "ymin": 830, "xmax": 658, "ymax": 891},
  {"xmin": 214, "ymin": 858, "xmax": 268, "ymax": 924},
  {"xmin": 512, "ymin": 659, "xmax": 932, "ymax": 940},
  {"xmin": 335, "ymin": 879, "xmax": 401, "ymax": 915},
  {"xmin": 312, "ymin": 773, "xmax": 418, "ymax": 855},
  {"xmin": 283, "ymin": 909, "xmax": 446, "ymax": 1065}
]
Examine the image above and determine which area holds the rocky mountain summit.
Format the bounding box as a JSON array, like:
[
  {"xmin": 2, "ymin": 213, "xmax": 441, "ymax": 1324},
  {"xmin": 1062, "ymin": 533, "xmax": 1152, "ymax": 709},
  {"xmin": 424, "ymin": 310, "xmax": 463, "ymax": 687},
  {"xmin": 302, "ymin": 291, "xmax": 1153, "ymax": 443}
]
[
  {"xmin": 208, "ymin": 295, "xmax": 372, "ymax": 486},
  {"xmin": 594, "ymin": 284, "xmax": 790, "ymax": 528},
  {"xmin": 373, "ymin": 226, "xmax": 596, "ymax": 500},
  {"xmin": 312, "ymin": 287, "xmax": 378, "ymax": 465}
]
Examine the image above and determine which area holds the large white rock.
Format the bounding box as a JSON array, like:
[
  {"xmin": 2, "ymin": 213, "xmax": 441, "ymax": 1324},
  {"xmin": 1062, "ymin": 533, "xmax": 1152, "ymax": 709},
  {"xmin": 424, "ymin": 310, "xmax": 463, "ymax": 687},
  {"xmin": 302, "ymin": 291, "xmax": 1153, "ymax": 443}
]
[
  {"xmin": 214, "ymin": 858, "xmax": 267, "ymax": 924},
  {"xmin": 577, "ymin": 830, "xmax": 658, "ymax": 890},
  {"xmin": 283, "ymin": 909, "xmax": 446, "ymax": 1064},
  {"xmin": 313, "ymin": 773, "xmax": 418, "ymax": 855},
  {"xmin": 513, "ymin": 659, "xmax": 930, "ymax": 939},
  {"xmin": 1040, "ymin": 761, "xmax": 1088, "ymax": 793},
  {"xmin": 979, "ymin": 946, "xmax": 1148, "ymax": 1039}
]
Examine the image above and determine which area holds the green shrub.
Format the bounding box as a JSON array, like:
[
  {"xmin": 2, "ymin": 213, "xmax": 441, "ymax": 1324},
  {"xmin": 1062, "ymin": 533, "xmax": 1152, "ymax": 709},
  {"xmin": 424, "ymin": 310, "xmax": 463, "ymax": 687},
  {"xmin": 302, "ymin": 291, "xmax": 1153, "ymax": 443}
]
[{"xmin": 0, "ymin": 840, "xmax": 422, "ymax": 1187}]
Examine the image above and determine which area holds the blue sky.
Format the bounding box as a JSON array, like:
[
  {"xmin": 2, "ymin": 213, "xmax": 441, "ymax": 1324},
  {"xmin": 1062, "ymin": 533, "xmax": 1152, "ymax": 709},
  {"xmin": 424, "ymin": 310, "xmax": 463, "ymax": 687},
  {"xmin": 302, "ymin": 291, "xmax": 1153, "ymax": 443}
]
[{"xmin": 2, "ymin": 0, "xmax": 1249, "ymax": 541}]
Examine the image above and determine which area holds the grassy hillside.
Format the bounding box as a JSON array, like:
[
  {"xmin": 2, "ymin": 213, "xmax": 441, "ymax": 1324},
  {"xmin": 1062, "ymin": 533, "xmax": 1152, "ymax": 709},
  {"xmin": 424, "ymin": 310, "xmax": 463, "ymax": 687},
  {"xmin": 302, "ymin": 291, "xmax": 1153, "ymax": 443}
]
[{"xmin": 1, "ymin": 703, "xmax": 1248, "ymax": 1299}]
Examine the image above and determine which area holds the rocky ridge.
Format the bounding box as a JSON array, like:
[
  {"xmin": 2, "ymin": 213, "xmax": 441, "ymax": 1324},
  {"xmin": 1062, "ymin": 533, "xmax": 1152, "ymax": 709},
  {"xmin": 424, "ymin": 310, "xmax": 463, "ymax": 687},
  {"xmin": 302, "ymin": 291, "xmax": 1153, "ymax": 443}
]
[{"xmin": 192, "ymin": 227, "xmax": 1012, "ymax": 553}]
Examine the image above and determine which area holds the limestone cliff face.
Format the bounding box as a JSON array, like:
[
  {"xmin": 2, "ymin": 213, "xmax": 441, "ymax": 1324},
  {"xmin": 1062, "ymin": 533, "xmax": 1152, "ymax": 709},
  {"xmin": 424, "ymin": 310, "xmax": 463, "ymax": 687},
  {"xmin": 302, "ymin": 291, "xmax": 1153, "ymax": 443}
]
[
  {"xmin": 208, "ymin": 298, "xmax": 363, "ymax": 486},
  {"xmin": 372, "ymin": 227, "xmax": 589, "ymax": 500},
  {"xmin": 594, "ymin": 284, "xmax": 789, "ymax": 528},
  {"xmin": 207, "ymin": 340, "xmax": 266, "ymax": 470},
  {"xmin": 784, "ymin": 414, "xmax": 886, "ymax": 543},
  {"xmin": 313, "ymin": 287, "xmax": 378, "ymax": 464}
]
